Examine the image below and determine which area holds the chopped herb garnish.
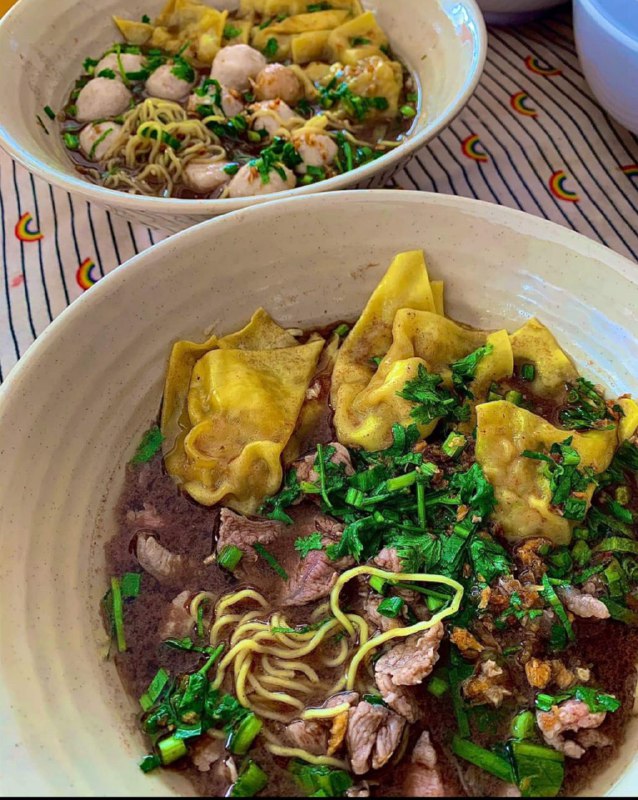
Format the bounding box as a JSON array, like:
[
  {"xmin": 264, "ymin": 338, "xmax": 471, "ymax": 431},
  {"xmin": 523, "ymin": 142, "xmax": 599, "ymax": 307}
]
[
  {"xmin": 263, "ymin": 37, "xmax": 279, "ymax": 58},
  {"xmin": 400, "ymin": 104, "xmax": 416, "ymax": 118},
  {"xmin": 218, "ymin": 544, "xmax": 244, "ymax": 571},
  {"xmin": 541, "ymin": 573, "xmax": 575, "ymax": 645},
  {"xmin": 536, "ymin": 685, "xmax": 620, "ymax": 714},
  {"xmin": 398, "ymin": 363, "xmax": 470, "ymax": 426},
  {"xmin": 294, "ymin": 531, "xmax": 324, "ymax": 558},
  {"xmin": 43, "ymin": 105, "xmax": 56, "ymax": 120},
  {"xmin": 520, "ymin": 363, "xmax": 536, "ymax": 382},
  {"xmin": 171, "ymin": 55, "xmax": 195, "ymax": 84},
  {"xmin": 224, "ymin": 25, "xmax": 242, "ymax": 39},
  {"xmin": 63, "ymin": 132, "xmax": 80, "ymax": 150},
  {"xmin": 231, "ymin": 760, "xmax": 269, "ymax": 797},
  {"xmin": 97, "ymin": 68, "xmax": 117, "ymax": 79},
  {"xmin": 559, "ymin": 378, "xmax": 617, "ymax": 431},
  {"xmin": 223, "ymin": 162, "xmax": 240, "ymax": 176},
  {"xmin": 253, "ymin": 542, "xmax": 289, "ymax": 580},
  {"xmin": 290, "ymin": 761, "xmax": 353, "ymax": 797},
  {"xmin": 141, "ymin": 14, "xmax": 151, "ymax": 24},
  {"xmin": 131, "ymin": 424, "xmax": 164, "ymax": 463},
  {"xmin": 260, "ymin": 468, "xmax": 300, "ymax": 524},
  {"xmin": 377, "ymin": 596, "xmax": 404, "ymax": 618},
  {"xmin": 452, "ymin": 736, "xmax": 514, "ymax": 783}
]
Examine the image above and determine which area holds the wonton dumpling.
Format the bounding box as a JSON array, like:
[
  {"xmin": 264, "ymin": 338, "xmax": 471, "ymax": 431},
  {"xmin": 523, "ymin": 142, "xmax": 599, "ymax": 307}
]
[
  {"xmin": 166, "ymin": 338, "xmax": 323, "ymax": 513},
  {"xmin": 330, "ymin": 54, "xmax": 403, "ymax": 117},
  {"xmin": 476, "ymin": 401, "xmax": 618, "ymax": 545},
  {"xmin": 161, "ymin": 308, "xmax": 299, "ymax": 462},
  {"xmin": 510, "ymin": 318, "xmax": 578, "ymax": 400},
  {"xmin": 269, "ymin": 10, "xmax": 350, "ymax": 33},
  {"xmin": 240, "ymin": 0, "xmax": 362, "ymax": 15},
  {"xmin": 619, "ymin": 397, "xmax": 638, "ymax": 441}
]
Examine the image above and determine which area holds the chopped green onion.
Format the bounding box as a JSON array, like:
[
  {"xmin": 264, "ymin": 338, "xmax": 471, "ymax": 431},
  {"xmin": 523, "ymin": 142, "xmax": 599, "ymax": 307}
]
[
  {"xmin": 139, "ymin": 754, "xmax": 161, "ymax": 773},
  {"xmin": 120, "ymin": 572, "xmax": 141, "ymax": 598},
  {"xmin": 451, "ymin": 736, "xmax": 514, "ymax": 783},
  {"xmin": 400, "ymin": 104, "xmax": 416, "ymax": 118},
  {"xmin": 224, "ymin": 25, "xmax": 243, "ymax": 39},
  {"xmin": 417, "ymin": 479, "xmax": 426, "ymax": 529},
  {"xmin": 509, "ymin": 740, "xmax": 564, "ymax": 797},
  {"xmin": 594, "ymin": 536, "xmax": 638, "ymax": 555},
  {"xmin": 541, "ymin": 574, "xmax": 575, "ymax": 643},
  {"xmin": 263, "ymin": 37, "xmax": 279, "ymax": 58},
  {"xmin": 377, "ymin": 596, "xmax": 404, "ymax": 618},
  {"xmin": 253, "ymin": 542, "xmax": 288, "ymax": 580},
  {"xmin": 111, "ymin": 576, "xmax": 126, "ymax": 653},
  {"xmin": 141, "ymin": 14, "xmax": 151, "ymax": 24},
  {"xmin": 334, "ymin": 323, "xmax": 350, "ymax": 337},
  {"xmin": 219, "ymin": 544, "xmax": 244, "ymax": 571},
  {"xmin": 345, "ymin": 487, "xmax": 365, "ymax": 508},
  {"xmin": 139, "ymin": 667, "xmax": 170, "ymax": 712},
  {"xmin": 511, "ymin": 710, "xmax": 535, "ymax": 740},
  {"xmin": 573, "ymin": 526, "xmax": 591, "ymax": 541},
  {"xmin": 571, "ymin": 539, "xmax": 591, "ymax": 568},
  {"xmin": 63, "ymin": 132, "xmax": 80, "ymax": 150},
  {"xmin": 615, "ymin": 485, "xmax": 631, "ymax": 505},
  {"xmin": 520, "ymin": 363, "xmax": 536, "ymax": 382},
  {"xmin": 505, "ymin": 390, "xmax": 524, "ymax": 406},
  {"xmin": 385, "ymin": 471, "xmax": 418, "ymax": 492},
  {"xmin": 131, "ymin": 424, "xmax": 164, "ymax": 463},
  {"xmin": 223, "ymin": 162, "xmax": 241, "ymax": 176},
  {"xmin": 600, "ymin": 596, "xmax": 638, "ymax": 624},
  {"xmin": 231, "ymin": 760, "xmax": 269, "ymax": 797},
  {"xmin": 442, "ymin": 432, "xmax": 467, "ymax": 458},
  {"xmin": 158, "ymin": 735, "xmax": 187, "ymax": 765},
  {"xmin": 370, "ymin": 575, "xmax": 389, "ymax": 595},
  {"xmin": 427, "ymin": 675, "xmax": 449, "ymax": 697},
  {"xmin": 607, "ymin": 500, "xmax": 633, "ymax": 524},
  {"xmin": 406, "ymin": 91, "xmax": 419, "ymax": 102},
  {"xmin": 228, "ymin": 712, "xmax": 263, "ymax": 755},
  {"xmin": 43, "ymin": 105, "xmax": 56, "ymax": 120}
]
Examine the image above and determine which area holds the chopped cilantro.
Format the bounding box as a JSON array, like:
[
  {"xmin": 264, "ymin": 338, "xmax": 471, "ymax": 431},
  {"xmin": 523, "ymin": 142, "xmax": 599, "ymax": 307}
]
[
  {"xmin": 294, "ymin": 532, "xmax": 324, "ymax": 558},
  {"xmin": 224, "ymin": 25, "xmax": 242, "ymax": 39},
  {"xmin": 451, "ymin": 343, "xmax": 494, "ymax": 399},
  {"xmin": 260, "ymin": 468, "xmax": 301, "ymax": 524},
  {"xmin": 131, "ymin": 424, "xmax": 164, "ymax": 463},
  {"xmin": 398, "ymin": 363, "xmax": 470, "ymax": 426},
  {"xmin": 171, "ymin": 55, "xmax": 195, "ymax": 84},
  {"xmin": 559, "ymin": 378, "xmax": 618, "ymax": 431},
  {"xmin": 263, "ymin": 37, "xmax": 279, "ymax": 58}
]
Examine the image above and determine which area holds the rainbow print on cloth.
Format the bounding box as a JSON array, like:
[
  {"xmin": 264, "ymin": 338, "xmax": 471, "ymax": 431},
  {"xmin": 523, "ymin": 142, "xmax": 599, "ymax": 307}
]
[
  {"xmin": 621, "ymin": 164, "xmax": 638, "ymax": 178},
  {"xmin": 461, "ymin": 134, "xmax": 489, "ymax": 163},
  {"xmin": 76, "ymin": 258, "xmax": 99, "ymax": 290},
  {"xmin": 524, "ymin": 56, "xmax": 562, "ymax": 77},
  {"xmin": 510, "ymin": 91, "xmax": 538, "ymax": 118},
  {"xmin": 549, "ymin": 170, "xmax": 580, "ymax": 202},
  {"xmin": 14, "ymin": 212, "xmax": 44, "ymax": 242}
]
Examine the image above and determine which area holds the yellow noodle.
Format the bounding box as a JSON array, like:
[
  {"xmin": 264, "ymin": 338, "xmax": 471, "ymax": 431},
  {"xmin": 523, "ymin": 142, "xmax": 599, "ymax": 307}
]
[
  {"xmin": 271, "ymin": 659, "xmax": 320, "ymax": 682},
  {"xmin": 265, "ymin": 744, "xmax": 348, "ymax": 769},
  {"xmin": 216, "ymin": 589, "xmax": 270, "ymax": 616},
  {"xmin": 247, "ymin": 673, "xmax": 305, "ymax": 709},
  {"xmin": 302, "ymin": 702, "xmax": 351, "ymax": 720},
  {"xmin": 189, "ymin": 590, "xmax": 216, "ymax": 621},
  {"xmin": 329, "ymin": 567, "xmax": 464, "ymax": 688},
  {"xmin": 321, "ymin": 637, "xmax": 350, "ymax": 668},
  {"xmin": 260, "ymin": 674, "xmax": 314, "ymax": 694}
]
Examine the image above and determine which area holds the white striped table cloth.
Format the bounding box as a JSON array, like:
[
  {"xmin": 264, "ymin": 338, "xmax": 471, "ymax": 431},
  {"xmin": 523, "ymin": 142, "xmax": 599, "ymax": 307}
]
[{"xmin": 1, "ymin": 7, "xmax": 637, "ymax": 380}]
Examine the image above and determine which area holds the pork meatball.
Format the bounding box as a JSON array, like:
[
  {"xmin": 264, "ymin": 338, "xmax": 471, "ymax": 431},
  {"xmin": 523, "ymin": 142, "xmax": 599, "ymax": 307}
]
[
  {"xmin": 210, "ymin": 44, "xmax": 267, "ymax": 92},
  {"xmin": 292, "ymin": 130, "xmax": 338, "ymax": 173},
  {"xmin": 75, "ymin": 77, "xmax": 132, "ymax": 123},
  {"xmin": 250, "ymin": 99, "xmax": 296, "ymax": 137},
  {"xmin": 79, "ymin": 121, "xmax": 123, "ymax": 161},
  {"xmin": 95, "ymin": 52, "xmax": 145, "ymax": 81},
  {"xmin": 254, "ymin": 64, "xmax": 303, "ymax": 105},
  {"xmin": 183, "ymin": 160, "xmax": 232, "ymax": 194},
  {"xmin": 227, "ymin": 163, "xmax": 296, "ymax": 198},
  {"xmin": 145, "ymin": 63, "xmax": 195, "ymax": 102}
]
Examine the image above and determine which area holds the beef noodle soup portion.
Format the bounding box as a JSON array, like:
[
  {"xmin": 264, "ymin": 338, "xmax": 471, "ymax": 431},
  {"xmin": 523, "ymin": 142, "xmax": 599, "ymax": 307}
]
[
  {"xmin": 56, "ymin": 0, "xmax": 417, "ymax": 199},
  {"xmin": 104, "ymin": 250, "xmax": 638, "ymax": 797}
]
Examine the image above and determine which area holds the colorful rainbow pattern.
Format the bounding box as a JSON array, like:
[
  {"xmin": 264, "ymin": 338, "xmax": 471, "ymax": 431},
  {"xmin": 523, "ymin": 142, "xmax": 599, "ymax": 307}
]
[
  {"xmin": 549, "ymin": 170, "xmax": 580, "ymax": 202},
  {"xmin": 14, "ymin": 212, "xmax": 44, "ymax": 242},
  {"xmin": 461, "ymin": 134, "xmax": 489, "ymax": 163},
  {"xmin": 524, "ymin": 56, "xmax": 562, "ymax": 77},
  {"xmin": 76, "ymin": 258, "xmax": 99, "ymax": 290},
  {"xmin": 621, "ymin": 164, "xmax": 638, "ymax": 178},
  {"xmin": 510, "ymin": 91, "xmax": 538, "ymax": 118}
]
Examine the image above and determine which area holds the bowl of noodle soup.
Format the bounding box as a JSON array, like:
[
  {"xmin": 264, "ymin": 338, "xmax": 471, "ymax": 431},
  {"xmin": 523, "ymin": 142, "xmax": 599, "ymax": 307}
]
[
  {"xmin": 1, "ymin": 190, "xmax": 638, "ymax": 796},
  {"xmin": 0, "ymin": 0, "xmax": 485, "ymax": 232}
]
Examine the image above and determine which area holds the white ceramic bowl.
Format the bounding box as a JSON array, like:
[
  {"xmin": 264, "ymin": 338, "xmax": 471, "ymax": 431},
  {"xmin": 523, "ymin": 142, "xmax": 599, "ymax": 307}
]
[
  {"xmin": 574, "ymin": 0, "xmax": 638, "ymax": 135},
  {"xmin": 476, "ymin": 0, "xmax": 567, "ymax": 25},
  {"xmin": 0, "ymin": 0, "xmax": 485, "ymax": 233},
  {"xmin": 1, "ymin": 190, "xmax": 638, "ymax": 796}
]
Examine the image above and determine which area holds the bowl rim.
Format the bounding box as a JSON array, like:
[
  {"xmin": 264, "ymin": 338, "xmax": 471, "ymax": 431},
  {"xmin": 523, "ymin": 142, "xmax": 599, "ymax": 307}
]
[
  {"xmin": 2, "ymin": 188, "xmax": 637, "ymax": 405},
  {"xmin": 575, "ymin": 0, "xmax": 638, "ymax": 51},
  {"xmin": 0, "ymin": 0, "xmax": 487, "ymax": 216}
]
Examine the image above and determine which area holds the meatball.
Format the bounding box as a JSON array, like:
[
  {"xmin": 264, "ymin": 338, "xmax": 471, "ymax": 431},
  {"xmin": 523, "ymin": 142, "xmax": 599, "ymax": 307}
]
[
  {"xmin": 75, "ymin": 77, "xmax": 132, "ymax": 123},
  {"xmin": 183, "ymin": 160, "xmax": 232, "ymax": 194},
  {"xmin": 227, "ymin": 163, "xmax": 296, "ymax": 198},
  {"xmin": 292, "ymin": 130, "xmax": 338, "ymax": 172},
  {"xmin": 145, "ymin": 63, "xmax": 195, "ymax": 102},
  {"xmin": 254, "ymin": 64, "xmax": 303, "ymax": 105},
  {"xmin": 250, "ymin": 99, "xmax": 296, "ymax": 137},
  {"xmin": 210, "ymin": 44, "xmax": 267, "ymax": 92},
  {"xmin": 187, "ymin": 88, "xmax": 244, "ymax": 118},
  {"xmin": 79, "ymin": 121, "xmax": 123, "ymax": 161},
  {"xmin": 95, "ymin": 52, "xmax": 145, "ymax": 81}
]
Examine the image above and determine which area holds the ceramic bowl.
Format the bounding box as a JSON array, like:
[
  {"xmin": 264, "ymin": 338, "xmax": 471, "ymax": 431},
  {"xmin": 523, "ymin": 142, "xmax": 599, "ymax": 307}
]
[
  {"xmin": 1, "ymin": 190, "xmax": 638, "ymax": 795},
  {"xmin": 0, "ymin": 0, "xmax": 485, "ymax": 232},
  {"xmin": 574, "ymin": 0, "xmax": 638, "ymax": 135},
  {"xmin": 476, "ymin": 0, "xmax": 567, "ymax": 26}
]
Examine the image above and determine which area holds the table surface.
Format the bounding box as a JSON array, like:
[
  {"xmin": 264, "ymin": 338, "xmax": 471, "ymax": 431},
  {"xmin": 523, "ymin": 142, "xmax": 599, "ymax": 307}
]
[{"xmin": 1, "ymin": 6, "xmax": 637, "ymax": 381}]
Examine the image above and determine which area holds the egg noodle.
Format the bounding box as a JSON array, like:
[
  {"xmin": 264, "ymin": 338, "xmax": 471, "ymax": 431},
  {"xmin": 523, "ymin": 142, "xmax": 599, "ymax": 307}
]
[{"xmin": 188, "ymin": 567, "xmax": 463, "ymax": 766}]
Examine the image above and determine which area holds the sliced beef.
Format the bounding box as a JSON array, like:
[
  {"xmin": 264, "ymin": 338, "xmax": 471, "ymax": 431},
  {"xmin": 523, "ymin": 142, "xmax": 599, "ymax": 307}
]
[
  {"xmin": 374, "ymin": 547, "xmax": 403, "ymax": 573},
  {"xmin": 135, "ymin": 534, "xmax": 191, "ymax": 584},
  {"xmin": 217, "ymin": 504, "xmax": 351, "ymax": 606},
  {"xmin": 346, "ymin": 782, "xmax": 370, "ymax": 797},
  {"xmin": 286, "ymin": 692, "xmax": 359, "ymax": 756},
  {"xmin": 375, "ymin": 623, "xmax": 444, "ymax": 686},
  {"xmin": 346, "ymin": 701, "xmax": 405, "ymax": 775},
  {"xmin": 375, "ymin": 671, "xmax": 420, "ymax": 723},
  {"xmin": 293, "ymin": 442, "xmax": 355, "ymax": 484},
  {"xmin": 403, "ymin": 731, "xmax": 445, "ymax": 797},
  {"xmin": 159, "ymin": 590, "xmax": 194, "ymax": 640},
  {"xmin": 536, "ymin": 699, "xmax": 607, "ymax": 758}
]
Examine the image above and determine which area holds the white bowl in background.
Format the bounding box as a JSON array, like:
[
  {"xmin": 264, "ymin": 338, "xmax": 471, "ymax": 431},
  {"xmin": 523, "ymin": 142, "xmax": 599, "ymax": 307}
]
[
  {"xmin": 476, "ymin": 0, "xmax": 567, "ymax": 25},
  {"xmin": 574, "ymin": 0, "xmax": 638, "ymax": 135},
  {"xmin": 1, "ymin": 190, "xmax": 638, "ymax": 796},
  {"xmin": 0, "ymin": 0, "xmax": 485, "ymax": 232}
]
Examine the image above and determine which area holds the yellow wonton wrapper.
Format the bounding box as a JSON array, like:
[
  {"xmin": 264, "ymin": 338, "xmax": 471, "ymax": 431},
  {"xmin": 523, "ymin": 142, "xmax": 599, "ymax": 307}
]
[
  {"xmin": 324, "ymin": 54, "xmax": 403, "ymax": 117},
  {"xmin": 510, "ymin": 318, "xmax": 579, "ymax": 400},
  {"xmin": 476, "ymin": 401, "xmax": 619, "ymax": 545},
  {"xmin": 327, "ymin": 11, "xmax": 388, "ymax": 61},
  {"xmin": 115, "ymin": 0, "xmax": 227, "ymax": 65},
  {"xmin": 240, "ymin": 0, "xmax": 362, "ymax": 15},
  {"xmin": 161, "ymin": 310, "xmax": 322, "ymax": 513}
]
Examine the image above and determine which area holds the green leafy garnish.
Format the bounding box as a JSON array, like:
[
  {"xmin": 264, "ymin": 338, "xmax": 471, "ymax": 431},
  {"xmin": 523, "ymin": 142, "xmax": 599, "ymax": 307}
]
[
  {"xmin": 263, "ymin": 37, "xmax": 279, "ymax": 58},
  {"xmin": 294, "ymin": 531, "xmax": 324, "ymax": 559},
  {"xmin": 260, "ymin": 468, "xmax": 300, "ymax": 523},
  {"xmin": 509, "ymin": 740, "xmax": 564, "ymax": 797},
  {"xmin": 451, "ymin": 736, "xmax": 514, "ymax": 783},
  {"xmin": 131, "ymin": 424, "xmax": 164, "ymax": 463},
  {"xmin": 171, "ymin": 55, "xmax": 196, "ymax": 84},
  {"xmin": 450, "ymin": 344, "xmax": 494, "ymax": 399},
  {"xmin": 559, "ymin": 378, "xmax": 618, "ymax": 431},
  {"xmin": 224, "ymin": 24, "xmax": 243, "ymax": 39},
  {"xmin": 253, "ymin": 542, "xmax": 289, "ymax": 580},
  {"xmin": 535, "ymin": 685, "xmax": 621, "ymax": 714},
  {"xmin": 398, "ymin": 363, "xmax": 470, "ymax": 426},
  {"xmin": 231, "ymin": 760, "xmax": 269, "ymax": 797},
  {"xmin": 290, "ymin": 761, "xmax": 353, "ymax": 797}
]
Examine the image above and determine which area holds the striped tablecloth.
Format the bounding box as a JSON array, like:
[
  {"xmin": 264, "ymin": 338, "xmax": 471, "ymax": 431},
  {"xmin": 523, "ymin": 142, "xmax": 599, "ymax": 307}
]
[{"xmin": 1, "ymin": 6, "xmax": 637, "ymax": 381}]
